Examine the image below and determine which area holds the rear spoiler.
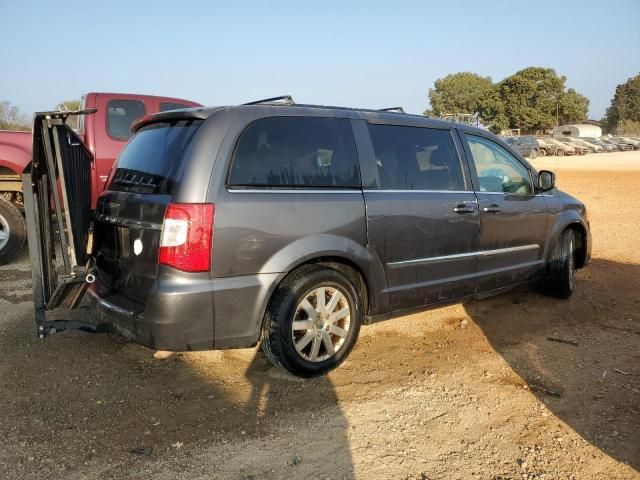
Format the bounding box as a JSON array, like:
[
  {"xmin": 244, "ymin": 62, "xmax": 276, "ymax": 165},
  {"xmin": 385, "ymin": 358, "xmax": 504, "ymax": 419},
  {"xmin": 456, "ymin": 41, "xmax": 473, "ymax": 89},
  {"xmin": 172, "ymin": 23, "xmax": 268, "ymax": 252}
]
[
  {"xmin": 131, "ymin": 107, "xmax": 210, "ymax": 133},
  {"xmin": 22, "ymin": 109, "xmax": 104, "ymax": 337}
]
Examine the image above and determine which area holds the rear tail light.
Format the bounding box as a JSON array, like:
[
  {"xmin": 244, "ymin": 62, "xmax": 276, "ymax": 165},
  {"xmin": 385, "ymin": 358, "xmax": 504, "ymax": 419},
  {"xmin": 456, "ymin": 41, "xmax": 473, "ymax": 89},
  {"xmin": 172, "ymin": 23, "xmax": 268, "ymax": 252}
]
[{"xmin": 159, "ymin": 203, "xmax": 215, "ymax": 272}]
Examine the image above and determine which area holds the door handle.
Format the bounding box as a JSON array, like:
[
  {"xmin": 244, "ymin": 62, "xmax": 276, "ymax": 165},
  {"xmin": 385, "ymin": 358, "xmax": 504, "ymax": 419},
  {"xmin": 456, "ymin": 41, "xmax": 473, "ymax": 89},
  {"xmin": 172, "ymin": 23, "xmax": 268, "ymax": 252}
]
[
  {"xmin": 482, "ymin": 204, "xmax": 502, "ymax": 213},
  {"xmin": 453, "ymin": 204, "xmax": 476, "ymax": 214}
]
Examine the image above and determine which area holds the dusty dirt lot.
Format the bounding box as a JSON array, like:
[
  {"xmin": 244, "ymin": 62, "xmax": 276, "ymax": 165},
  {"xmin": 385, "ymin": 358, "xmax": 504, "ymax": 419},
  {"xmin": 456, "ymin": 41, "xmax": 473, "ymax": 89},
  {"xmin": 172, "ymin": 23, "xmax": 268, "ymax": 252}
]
[{"xmin": 1, "ymin": 152, "xmax": 639, "ymax": 480}]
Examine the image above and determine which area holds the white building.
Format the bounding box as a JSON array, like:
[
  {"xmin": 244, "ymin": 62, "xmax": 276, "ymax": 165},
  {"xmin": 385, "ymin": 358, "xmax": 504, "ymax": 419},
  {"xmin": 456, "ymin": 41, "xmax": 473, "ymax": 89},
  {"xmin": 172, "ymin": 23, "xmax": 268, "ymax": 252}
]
[{"xmin": 553, "ymin": 124, "xmax": 602, "ymax": 138}]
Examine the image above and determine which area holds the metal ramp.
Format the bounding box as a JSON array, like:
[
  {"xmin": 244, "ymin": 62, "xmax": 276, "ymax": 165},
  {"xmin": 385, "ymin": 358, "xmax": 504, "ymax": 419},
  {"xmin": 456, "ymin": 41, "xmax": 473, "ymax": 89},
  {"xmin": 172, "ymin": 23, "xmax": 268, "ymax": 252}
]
[{"xmin": 22, "ymin": 109, "xmax": 105, "ymax": 337}]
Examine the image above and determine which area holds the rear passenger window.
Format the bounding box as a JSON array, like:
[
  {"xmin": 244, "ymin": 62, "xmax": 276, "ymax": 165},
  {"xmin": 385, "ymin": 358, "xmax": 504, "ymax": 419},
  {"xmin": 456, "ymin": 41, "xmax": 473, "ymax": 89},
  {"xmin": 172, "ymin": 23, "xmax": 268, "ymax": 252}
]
[
  {"xmin": 107, "ymin": 100, "xmax": 146, "ymax": 140},
  {"xmin": 368, "ymin": 124, "xmax": 466, "ymax": 191},
  {"xmin": 228, "ymin": 117, "xmax": 360, "ymax": 188},
  {"xmin": 160, "ymin": 102, "xmax": 190, "ymax": 112}
]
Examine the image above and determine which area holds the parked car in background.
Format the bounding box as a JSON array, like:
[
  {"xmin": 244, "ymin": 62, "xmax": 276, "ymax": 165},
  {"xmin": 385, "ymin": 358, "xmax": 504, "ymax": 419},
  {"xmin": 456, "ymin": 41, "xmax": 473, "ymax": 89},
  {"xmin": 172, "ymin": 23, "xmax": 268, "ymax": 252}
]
[
  {"xmin": 545, "ymin": 138, "xmax": 577, "ymax": 156},
  {"xmin": 31, "ymin": 100, "xmax": 592, "ymax": 377},
  {"xmin": 580, "ymin": 137, "xmax": 617, "ymax": 152},
  {"xmin": 610, "ymin": 136, "xmax": 640, "ymax": 150},
  {"xmin": 557, "ymin": 137, "xmax": 589, "ymax": 155},
  {"xmin": 599, "ymin": 137, "xmax": 630, "ymax": 151},
  {"xmin": 0, "ymin": 92, "xmax": 202, "ymax": 265},
  {"xmin": 578, "ymin": 139, "xmax": 605, "ymax": 153},
  {"xmin": 535, "ymin": 137, "xmax": 557, "ymax": 156},
  {"xmin": 504, "ymin": 136, "xmax": 540, "ymax": 158}
]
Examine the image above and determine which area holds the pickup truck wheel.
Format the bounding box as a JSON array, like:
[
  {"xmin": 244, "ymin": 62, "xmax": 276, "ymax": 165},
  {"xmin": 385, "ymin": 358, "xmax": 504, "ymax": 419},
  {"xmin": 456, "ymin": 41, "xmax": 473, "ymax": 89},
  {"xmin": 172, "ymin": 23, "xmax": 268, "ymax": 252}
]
[
  {"xmin": 542, "ymin": 229, "xmax": 576, "ymax": 299},
  {"xmin": 0, "ymin": 197, "xmax": 26, "ymax": 265},
  {"xmin": 262, "ymin": 265, "xmax": 362, "ymax": 378}
]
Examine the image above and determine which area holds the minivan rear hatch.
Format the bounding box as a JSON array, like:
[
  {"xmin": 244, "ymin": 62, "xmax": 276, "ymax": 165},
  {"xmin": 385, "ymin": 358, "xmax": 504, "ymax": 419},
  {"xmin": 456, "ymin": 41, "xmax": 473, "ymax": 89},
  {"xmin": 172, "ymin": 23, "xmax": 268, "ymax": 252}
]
[{"xmin": 92, "ymin": 119, "xmax": 203, "ymax": 310}]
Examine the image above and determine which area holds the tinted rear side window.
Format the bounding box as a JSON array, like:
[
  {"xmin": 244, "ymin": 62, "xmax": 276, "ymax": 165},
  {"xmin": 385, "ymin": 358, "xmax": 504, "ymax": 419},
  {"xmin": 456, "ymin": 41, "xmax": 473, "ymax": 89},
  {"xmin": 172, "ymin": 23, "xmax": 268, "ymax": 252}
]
[
  {"xmin": 159, "ymin": 102, "xmax": 190, "ymax": 112},
  {"xmin": 109, "ymin": 120, "xmax": 202, "ymax": 195},
  {"xmin": 228, "ymin": 117, "xmax": 360, "ymax": 188},
  {"xmin": 368, "ymin": 124, "xmax": 466, "ymax": 190},
  {"xmin": 107, "ymin": 99, "xmax": 146, "ymax": 140}
]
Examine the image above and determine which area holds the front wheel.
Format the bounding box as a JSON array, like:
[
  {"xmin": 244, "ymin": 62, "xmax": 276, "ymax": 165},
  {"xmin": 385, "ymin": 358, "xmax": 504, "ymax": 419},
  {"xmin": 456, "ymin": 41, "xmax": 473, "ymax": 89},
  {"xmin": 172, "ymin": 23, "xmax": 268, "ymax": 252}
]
[
  {"xmin": 529, "ymin": 149, "xmax": 538, "ymax": 159},
  {"xmin": 556, "ymin": 149, "xmax": 565, "ymax": 157},
  {"xmin": 542, "ymin": 229, "xmax": 576, "ymax": 299},
  {"xmin": 262, "ymin": 265, "xmax": 362, "ymax": 377},
  {"xmin": 0, "ymin": 197, "xmax": 26, "ymax": 265}
]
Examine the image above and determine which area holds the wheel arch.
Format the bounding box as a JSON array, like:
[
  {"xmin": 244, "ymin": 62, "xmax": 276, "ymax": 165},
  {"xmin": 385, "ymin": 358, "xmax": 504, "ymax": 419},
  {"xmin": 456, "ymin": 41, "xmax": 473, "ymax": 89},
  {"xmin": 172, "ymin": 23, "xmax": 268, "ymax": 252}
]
[
  {"xmin": 566, "ymin": 222, "xmax": 588, "ymax": 268},
  {"xmin": 255, "ymin": 244, "xmax": 388, "ymax": 342},
  {"xmin": 544, "ymin": 217, "xmax": 589, "ymax": 269}
]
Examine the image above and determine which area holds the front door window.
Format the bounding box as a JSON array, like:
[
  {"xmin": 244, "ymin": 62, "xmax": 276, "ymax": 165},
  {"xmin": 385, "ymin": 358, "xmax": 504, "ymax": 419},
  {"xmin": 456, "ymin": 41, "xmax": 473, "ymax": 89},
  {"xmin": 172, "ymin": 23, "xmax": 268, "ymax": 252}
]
[{"xmin": 465, "ymin": 135, "xmax": 533, "ymax": 194}]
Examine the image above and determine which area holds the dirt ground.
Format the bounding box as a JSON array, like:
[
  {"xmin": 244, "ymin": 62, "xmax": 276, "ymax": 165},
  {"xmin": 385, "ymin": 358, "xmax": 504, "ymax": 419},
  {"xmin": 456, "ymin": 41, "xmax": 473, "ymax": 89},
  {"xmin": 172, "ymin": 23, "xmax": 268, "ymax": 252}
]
[{"xmin": 1, "ymin": 151, "xmax": 638, "ymax": 480}]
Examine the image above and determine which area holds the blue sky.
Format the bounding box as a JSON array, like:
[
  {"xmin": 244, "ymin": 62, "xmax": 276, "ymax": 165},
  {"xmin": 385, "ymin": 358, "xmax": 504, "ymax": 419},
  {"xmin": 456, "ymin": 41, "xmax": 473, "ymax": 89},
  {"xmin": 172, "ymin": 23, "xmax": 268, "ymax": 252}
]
[{"xmin": 1, "ymin": 0, "xmax": 638, "ymax": 119}]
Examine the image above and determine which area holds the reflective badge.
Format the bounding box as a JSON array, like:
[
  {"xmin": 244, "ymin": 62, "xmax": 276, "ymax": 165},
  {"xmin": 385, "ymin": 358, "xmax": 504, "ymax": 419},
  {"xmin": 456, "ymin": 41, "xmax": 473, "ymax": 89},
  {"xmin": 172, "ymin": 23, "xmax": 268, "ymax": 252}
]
[{"xmin": 133, "ymin": 238, "xmax": 143, "ymax": 256}]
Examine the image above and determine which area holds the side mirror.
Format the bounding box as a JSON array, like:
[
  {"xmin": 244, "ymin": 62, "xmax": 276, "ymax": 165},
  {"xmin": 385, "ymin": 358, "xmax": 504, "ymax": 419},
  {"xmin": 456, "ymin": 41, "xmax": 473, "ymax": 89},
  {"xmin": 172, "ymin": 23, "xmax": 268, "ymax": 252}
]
[{"xmin": 537, "ymin": 170, "xmax": 555, "ymax": 192}]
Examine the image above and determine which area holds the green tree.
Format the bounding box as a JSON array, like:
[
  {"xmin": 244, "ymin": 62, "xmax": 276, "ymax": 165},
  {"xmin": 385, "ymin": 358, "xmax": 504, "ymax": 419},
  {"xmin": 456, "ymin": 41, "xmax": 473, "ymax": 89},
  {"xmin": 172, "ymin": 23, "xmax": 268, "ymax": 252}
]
[
  {"xmin": 0, "ymin": 100, "xmax": 30, "ymax": 131},
  {"xmin": 55, "ymin": 99, "xmax": 82, "ymax": 129},
  {"xmin": 425, "ymin": 67, "xmax": 590, "ymax": 134},
  {"xmin": 425, "ymin": 72, "xmax": 494, "ymax": 117},
  {"xmin": 558, "ymin": 88, "xmax": 589, "ymax": 125},
  {"xmin": 605, "ymin": 73, "xmax": 640, "ymax": 132},
  {"xmin": 495, "ymin": 67, "xmax": 566, "ymax": 132}
]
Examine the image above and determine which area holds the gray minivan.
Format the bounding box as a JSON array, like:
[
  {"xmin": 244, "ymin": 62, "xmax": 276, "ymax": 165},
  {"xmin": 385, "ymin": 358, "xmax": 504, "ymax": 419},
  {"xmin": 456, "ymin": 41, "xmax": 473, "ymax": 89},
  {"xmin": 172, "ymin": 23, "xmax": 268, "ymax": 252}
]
[{"xmin": 32, "ymin": 99, "xmax": 590, "ymax": 377}]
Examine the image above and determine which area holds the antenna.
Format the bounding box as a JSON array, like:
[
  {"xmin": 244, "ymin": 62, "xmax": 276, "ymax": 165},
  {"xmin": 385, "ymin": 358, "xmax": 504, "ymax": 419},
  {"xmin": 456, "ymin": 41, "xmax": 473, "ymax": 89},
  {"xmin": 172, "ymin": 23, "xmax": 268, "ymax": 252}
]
[{"xmin": 244, "ymin": 95, "xmax": 295, "ymax": 106}]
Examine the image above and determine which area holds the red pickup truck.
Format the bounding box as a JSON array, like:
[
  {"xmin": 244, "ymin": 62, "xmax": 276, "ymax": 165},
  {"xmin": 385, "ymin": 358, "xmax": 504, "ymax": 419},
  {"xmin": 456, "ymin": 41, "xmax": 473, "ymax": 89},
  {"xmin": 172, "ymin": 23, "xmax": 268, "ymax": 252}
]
[{"xmin": 0, "ymin": 92, "xmax": 201, "ymax": 264}]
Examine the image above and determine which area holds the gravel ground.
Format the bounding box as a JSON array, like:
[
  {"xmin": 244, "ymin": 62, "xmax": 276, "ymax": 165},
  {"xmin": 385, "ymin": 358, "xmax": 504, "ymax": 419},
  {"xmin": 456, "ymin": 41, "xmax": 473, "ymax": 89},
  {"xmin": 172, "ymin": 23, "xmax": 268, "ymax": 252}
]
[{"xmin": 0, "ymin": 152, "xmax": 638, "ymax": 480}]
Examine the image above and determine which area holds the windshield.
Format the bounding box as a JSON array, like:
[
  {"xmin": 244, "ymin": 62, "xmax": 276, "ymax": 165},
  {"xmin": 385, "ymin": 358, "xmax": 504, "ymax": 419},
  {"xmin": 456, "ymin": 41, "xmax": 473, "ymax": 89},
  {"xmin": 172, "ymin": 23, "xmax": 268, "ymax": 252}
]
[{"xmin": 109, "ymin": 120, "xmax": 202, "ymax": 194}]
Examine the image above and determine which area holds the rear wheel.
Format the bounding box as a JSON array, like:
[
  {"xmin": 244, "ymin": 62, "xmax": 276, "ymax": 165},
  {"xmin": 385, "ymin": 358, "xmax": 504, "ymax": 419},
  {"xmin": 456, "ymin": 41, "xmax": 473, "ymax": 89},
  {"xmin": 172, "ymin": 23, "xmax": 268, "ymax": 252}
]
[
  {"xmin": 542, "ymin": 229, "xmax": 576, "ymax": 299},
  {"xmin": 0, "ymin": 197, "xmax": 26, "ymax": 265},
  {"xmin": 539, "ymin": 148, "xmax": 546, "ymax": 157},
  {"xmin": 529, "ymin": 149, "xmax": 538, "ymax": 159},
  {"xmin": 556, "ymin": 149, "xmax": 565, "ymax": 157},
  {"xmin": 262, "ymin": 265, "xmax": 362, "ymax": 377}
]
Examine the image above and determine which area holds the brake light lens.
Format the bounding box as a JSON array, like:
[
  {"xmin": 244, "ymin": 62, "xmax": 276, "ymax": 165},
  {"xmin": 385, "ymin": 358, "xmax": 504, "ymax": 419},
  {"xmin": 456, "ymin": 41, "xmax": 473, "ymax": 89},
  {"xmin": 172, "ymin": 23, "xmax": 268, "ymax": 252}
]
[{"xmin": 159, "ymin": 203, "xmax": 214, "ymax": 272}]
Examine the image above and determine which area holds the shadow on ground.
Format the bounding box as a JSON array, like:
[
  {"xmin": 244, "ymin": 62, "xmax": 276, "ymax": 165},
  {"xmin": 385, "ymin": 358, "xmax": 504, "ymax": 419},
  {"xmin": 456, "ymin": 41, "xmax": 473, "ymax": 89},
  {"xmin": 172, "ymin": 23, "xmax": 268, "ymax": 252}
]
[
  {"xmin": 465, "ymin": 258, "xmax": 640, "ymax": 470},
  {"xmin": 0, "ymin": 250, "xmax": 354, "ymax": 479}
]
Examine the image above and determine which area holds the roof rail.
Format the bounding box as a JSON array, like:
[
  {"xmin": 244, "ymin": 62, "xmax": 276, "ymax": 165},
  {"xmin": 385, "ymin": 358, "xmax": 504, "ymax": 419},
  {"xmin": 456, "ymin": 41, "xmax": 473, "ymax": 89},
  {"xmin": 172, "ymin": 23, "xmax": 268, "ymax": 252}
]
[
  {"xmin": 377, "ymin": 107, "xmax": 405, "ymax": 113},
  {"xmin": 243, "ymin": 95, "xmax": 295, "ymax": 106}
]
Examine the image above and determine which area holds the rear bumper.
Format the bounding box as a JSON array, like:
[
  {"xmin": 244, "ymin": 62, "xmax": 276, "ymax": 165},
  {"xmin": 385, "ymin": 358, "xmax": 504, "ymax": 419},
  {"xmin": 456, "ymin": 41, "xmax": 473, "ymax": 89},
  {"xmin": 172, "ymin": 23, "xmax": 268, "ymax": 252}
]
[{"xmin": 88, "ymin": 271, "xmax": 280, "ymax": 351}]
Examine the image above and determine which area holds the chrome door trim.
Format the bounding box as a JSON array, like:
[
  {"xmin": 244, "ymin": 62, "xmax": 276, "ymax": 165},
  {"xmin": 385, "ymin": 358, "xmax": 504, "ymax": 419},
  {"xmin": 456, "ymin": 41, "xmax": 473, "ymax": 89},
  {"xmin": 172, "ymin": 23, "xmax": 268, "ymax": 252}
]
[
  {"xmin": 383, "ymin": 259, "xmax": 544, "ymax": 293},
  {"xmin": 478, "ymin": 244, "xmax": 540, "ymax": 257},
  {"xmin": 387, "ymin": 244, "xmax": 539, "ymax": 269},
  {"xmin": 387, "ymin": 250, "xmax": 477, "ymax": 269}
]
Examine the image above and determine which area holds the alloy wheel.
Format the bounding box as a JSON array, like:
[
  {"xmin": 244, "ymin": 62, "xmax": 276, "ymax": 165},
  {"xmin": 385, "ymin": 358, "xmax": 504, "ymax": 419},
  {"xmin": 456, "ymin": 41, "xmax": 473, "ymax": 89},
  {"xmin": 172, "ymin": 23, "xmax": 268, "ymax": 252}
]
[{"xmin": 291, "ymin": 286, "xmax": 351, "ymax": 362}]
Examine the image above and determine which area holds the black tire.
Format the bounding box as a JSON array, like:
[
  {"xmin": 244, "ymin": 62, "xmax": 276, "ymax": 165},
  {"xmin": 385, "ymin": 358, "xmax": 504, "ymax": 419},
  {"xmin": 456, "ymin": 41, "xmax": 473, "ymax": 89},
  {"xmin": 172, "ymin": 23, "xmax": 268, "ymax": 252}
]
[
  {"xmin": 556, "ymin": 149, "xmax": 565, "ymax": 157},
  {"xmin": 0, "ymin": 197, "xmax": 26, "ymax": 265},
  {"xmin": 539, "ymin": 148, "xmax": 546, "ymax": 157},
  {"xmin": 261, "ymin": 265, "xmax": 362, "ymax": 378},
  {"xmin": 529, "ymin": 149, "xmax": 538, "ymax": 159},
  {"xmin": 542, "ymin": 229, "xmax": 576, "ymax": 299}
]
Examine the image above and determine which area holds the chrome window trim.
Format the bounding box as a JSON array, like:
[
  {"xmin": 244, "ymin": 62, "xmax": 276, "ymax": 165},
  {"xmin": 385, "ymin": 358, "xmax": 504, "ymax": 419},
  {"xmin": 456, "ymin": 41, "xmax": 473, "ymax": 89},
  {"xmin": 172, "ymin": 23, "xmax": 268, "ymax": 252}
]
[
  {"xmin": 226, "ymin": 188, "xmax": 362, "ymax": 194},
  {"xmin": 387, "ymin": 244, "xmax": 540, "ymax": 269},
  {"xmin": 476, "ymin": 191, "xmax": 545, "ymax": 197},
  {"xmin": 363, "ymin": 189, "xmax": 474, "ymax": 194}
]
